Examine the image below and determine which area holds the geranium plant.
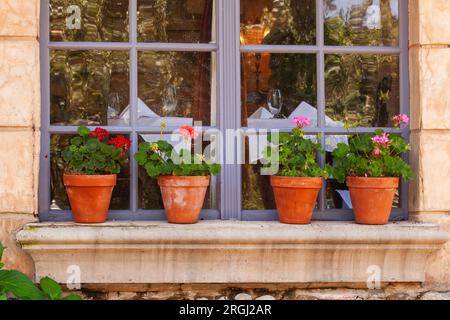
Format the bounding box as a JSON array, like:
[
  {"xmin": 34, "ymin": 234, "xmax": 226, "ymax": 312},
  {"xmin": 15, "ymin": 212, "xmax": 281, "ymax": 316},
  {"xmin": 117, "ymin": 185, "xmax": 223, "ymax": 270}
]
[
  {"xmin": 263, "ymin": 116, "xmax": 328, "ymax": 178},
  {"xmin": 62, "ymin": 126, "xmax": 131, "ymax": 175},
  {"xmin": 331, "ymin": 114, "xmax": 413, "ymax": 183},
  {"xmin": 134, "ymin": 125, "xmax": 221, "ymax": 178}
]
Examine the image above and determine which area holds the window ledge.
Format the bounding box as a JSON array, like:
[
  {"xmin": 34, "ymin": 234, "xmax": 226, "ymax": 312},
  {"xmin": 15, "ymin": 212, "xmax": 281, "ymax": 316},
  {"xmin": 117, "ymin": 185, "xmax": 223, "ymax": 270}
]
[{"xmin": 17, "ymin": 221, "xmax": 450, "ymax": 284}]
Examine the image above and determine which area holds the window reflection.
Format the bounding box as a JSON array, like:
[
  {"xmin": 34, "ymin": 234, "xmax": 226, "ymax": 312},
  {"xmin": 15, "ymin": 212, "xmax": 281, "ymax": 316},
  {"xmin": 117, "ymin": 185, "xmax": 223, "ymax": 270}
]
[
  {"xmin": 138, "ymin": 0, "xmax": 214, "ymax": 43},
  {"xmin": 325, "ymin": 0, "xmax": 399, "ymax": 47},
  {"xmin": 241, "ymin": 53, "xmax": 317, "ymax": 127},
  {"xmin": 50, "ymin": 50, "xmax": 130, "ymax": 126},
  {"xmin": 240, "ymin": 0, "xmax": 316, "ymax": 45},
  {"xmin": 50, "ymin": 0, "xmax": 129, "ymax": 42},
  {"xmin": 325, "ymin": 54, "xmax": 400, "ymax": 127},
  {"xmin": 138, "ymin": 51, "xmax": 213, "ymax": 127}
]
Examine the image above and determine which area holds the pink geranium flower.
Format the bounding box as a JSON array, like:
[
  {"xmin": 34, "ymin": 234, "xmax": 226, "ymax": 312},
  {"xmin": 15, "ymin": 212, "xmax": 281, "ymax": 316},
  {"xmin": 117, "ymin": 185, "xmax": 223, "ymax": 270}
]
[
  {"xmin": 291, "ymin": 116, "xmax": 312, "ymax": 129},
  {"xmin": 393, "ymin": 114, "xmax": 410, "ymax": 127},
  {"xmin": 371, "ymin": 133, "xmax": 390, "ymax": 147}
]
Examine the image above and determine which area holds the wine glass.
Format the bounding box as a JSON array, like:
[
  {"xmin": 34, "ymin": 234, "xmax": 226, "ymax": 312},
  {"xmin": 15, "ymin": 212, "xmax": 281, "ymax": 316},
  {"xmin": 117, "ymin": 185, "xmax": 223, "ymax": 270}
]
[
  {"xmin": 107, "ymin": 93, "xmax": 121, "ymax": 120},
  {"xmin": 162, "ymin": 85, "xmax": 178, "ymax": 114},
  {"xmin": 267, "ymin": 89, "xmax": 283, "ymax": 118}
]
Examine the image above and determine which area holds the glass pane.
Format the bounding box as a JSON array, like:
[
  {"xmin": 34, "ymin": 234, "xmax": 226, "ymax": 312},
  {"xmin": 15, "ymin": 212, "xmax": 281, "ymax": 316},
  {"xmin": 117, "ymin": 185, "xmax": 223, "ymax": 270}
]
[
  {"xmin": 240, "ymin": 0, "xmax": 316, "ymax": 45},
  {"xmin": 138, "ymin": 51, "xmax": 213, "ymax": 127},
  {"xmin": 50, "ymin": 134, "xmax": 130, "ymax": 211},
  {"xmin": 325, "ymin": 54, "xmax": 399, "ymax": 127},
  {"xmin": 137, "ymin": 135, "xmax": 216, "ymax": 210},
  {"xmin": 324, "ymin": 0, "xmax": 399, "ymax": 47},
  {"xmin": 50, "ymin": 50, "xmax": 130, "ymax": 126},
  {"xmin": 241, "ymin": 53, "xmax": 317, "ymax": 127},
  {"xmin": 325, "ymin": 135, "xmax": 400, "ymax": 209},
  {"xmin": 137, "ymin": 0, "xmax": 214, "ymax": 43},
  {"xmin": 50, "ymin": 0, "xmax": 129, "ymax": 42}
]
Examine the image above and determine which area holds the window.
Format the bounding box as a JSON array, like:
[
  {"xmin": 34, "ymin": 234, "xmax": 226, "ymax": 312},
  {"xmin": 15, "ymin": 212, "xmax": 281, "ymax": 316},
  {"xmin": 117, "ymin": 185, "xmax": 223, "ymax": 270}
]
[{"xmin": 40, "ymin": 0, "xmax": 409, "ymax": 221}]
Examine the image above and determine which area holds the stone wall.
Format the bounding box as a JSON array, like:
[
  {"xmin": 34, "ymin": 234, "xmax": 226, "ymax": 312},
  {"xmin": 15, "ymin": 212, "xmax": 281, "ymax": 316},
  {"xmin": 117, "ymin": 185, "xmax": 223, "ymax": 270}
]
[
  {"xmin": 0, "ymin": 0, "xmax": 40, "ymax": 277},
  {"xmin": 0, "ymin": 0, "xmax": 449, "ymax": 299},
  {"xmin": 408, "ymin": 0, "xmax": 450, "ymax": 291}
]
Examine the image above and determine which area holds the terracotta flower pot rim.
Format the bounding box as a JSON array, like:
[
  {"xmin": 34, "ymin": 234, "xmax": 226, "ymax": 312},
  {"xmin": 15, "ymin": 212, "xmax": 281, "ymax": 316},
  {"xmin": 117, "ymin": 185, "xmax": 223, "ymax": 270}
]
[
  {"xmin": 346, "ymin": 176, "xmax": 399, "ymax": 189},
  {"xmin": 158, "ymin": 175, "xmax": 210, "ymax": 187},
  {"xmin": 63, "ymin": 174, "xmax": 117, "ymax": 187},
  {"xmin": 271, "ymin": 176, "xmax": 323, "ymax": 189}
]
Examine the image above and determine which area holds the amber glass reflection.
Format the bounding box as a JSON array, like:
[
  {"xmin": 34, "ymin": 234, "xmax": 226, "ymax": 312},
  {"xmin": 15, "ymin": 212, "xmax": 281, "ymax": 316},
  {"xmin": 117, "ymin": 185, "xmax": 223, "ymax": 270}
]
[
  {"xmin": 50, "ymin": 0, "xmax": 129, "ymax": 42},
  {"xmin": 50, "ymin": 50, "xmax": 130, "ymax": 126},
  {"xmin": 137, "ymin": 0, "xmax": 214, "ymax": 43},
  {"xmin": 240, "ymin": 0, "xmax": 316, "ymax": 45},
  {"xmin": 138, "ymin": 51, "xmax": 212, "ymax": 126},
  {"xmin": 241, "ymin": 53, "xmax": 317, "ymax": 127},
  {"xmin": 50, "ymin": 135, "xmax": 130, "ymax": 211},
  {"xmin": 324, "ymin": 0, "xmax": 399, "ymax": 46},
  {"xmin": 324, "ymin": 135, "xmax": 400, "ymax": 209},
  {"xmin": 137, "ymin": 135, "xmax": 215, "ymax": 210},
  {"xmin": 325, "ymin": 54, "xmax": 399, "ymax": 127}
]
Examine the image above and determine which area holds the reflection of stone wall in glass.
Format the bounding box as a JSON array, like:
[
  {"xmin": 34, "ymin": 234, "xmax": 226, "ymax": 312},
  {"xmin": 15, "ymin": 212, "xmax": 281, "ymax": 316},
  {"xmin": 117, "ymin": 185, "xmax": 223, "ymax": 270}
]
[
  {"xmin": 138, "ymin": 51, "xmax": 212, "ymax": 125},
  {"xmin": 50, "ymin": 50, "xmax": 130, "ymax": 126},
  {"xmin": 50, "ymin": 0, "xmax": 129, "ymax": 42},
  {"xmin": 138, "ymin": 0, "xmax": 213, "ymax": 43},
  {"xmin": 324, "ymin": 0, "xmax": 399, "ymax": 47},
  {"xmin": 325, "ymin": 54, "xmax": 400, "ymax": 127}
]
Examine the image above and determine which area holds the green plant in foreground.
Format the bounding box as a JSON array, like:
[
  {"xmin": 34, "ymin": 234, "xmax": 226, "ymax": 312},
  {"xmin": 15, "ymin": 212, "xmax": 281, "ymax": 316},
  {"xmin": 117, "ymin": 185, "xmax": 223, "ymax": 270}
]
[
  {"xmin": 62, "ymin": 126, "xmax": 131, "ymax": 175},
  {"xmin": 262, "ymin": 116, "xmax": 329, "ymax": 178},
  {"xmin": 331, "ymin": 114, "xmax": 413, "ymax": 183},
  {"xmin": 135, "ymin": 125, "xmax": 221, "ymax": 178},
  {"xmin": 0, "ymin": 242, "xmax": 81, "ymax": 300}
]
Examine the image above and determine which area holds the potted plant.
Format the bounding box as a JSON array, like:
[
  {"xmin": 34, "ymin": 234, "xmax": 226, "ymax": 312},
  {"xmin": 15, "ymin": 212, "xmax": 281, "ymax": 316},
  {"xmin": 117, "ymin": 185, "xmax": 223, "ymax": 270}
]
[
  {"xmin": 61, "ymin": 126, "xmax": 131, "ymax": 223},
  {"xmin": 262, "ymin": 117, "xmax": 328, "ymax": 224},
  {"xmin": 331, "ymin": 114, "xmax": 413, "ymax": 225},
  {"xmin": 134, "ymin": 125, "xmax": 221, "ymax": 224}
]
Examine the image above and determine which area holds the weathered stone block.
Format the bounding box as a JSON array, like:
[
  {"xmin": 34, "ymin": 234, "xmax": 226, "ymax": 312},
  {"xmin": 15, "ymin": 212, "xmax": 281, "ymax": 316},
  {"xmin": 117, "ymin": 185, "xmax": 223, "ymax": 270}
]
[
  {"xmin": 0, "ymin": 40, "xmax": 40, "ymax": 127},
  {"xmin": 409, "ymin": 0, "xmax": 450, "ymax": 46},
  {"xmin": 0, "ymin": 0, "xmax": 39, "ymax": 38},
  {"xmin": 0, "ymin": 213, "xmax": 36, "ymax": 278},
  {"xmin": 410, "ymin": 132, "xmax": 450, "ymax": 213},
  {"xmin": 409, "ymin": 47, "xmax": 450, "ymax": 130},
  {"xmin": 0, "ymin": 129, "xmax": 36, "ymax": 213}
]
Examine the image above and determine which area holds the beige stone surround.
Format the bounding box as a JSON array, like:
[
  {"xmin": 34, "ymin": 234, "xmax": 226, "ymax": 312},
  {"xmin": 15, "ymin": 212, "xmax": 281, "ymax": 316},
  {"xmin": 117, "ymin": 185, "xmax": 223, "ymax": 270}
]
[{"xmin": 0, "ymin": 0, "xmax": 449, "ymax": 297}]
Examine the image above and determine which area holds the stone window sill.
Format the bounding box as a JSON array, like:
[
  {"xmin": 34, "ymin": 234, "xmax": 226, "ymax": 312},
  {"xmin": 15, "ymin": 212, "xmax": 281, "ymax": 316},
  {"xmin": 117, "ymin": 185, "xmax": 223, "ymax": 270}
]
[{"xmin": 17, "ymin": 221, "xmax": 449, "ymax": 284}]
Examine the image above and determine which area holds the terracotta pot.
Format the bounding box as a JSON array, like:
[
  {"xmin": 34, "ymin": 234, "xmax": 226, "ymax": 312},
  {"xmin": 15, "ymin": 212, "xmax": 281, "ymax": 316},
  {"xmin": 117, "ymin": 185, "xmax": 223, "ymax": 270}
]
[
  {"xmin": 158, "ymin": 176, "xmax": 210, "ymax": 224},
  {"xmin": 271, "ymin": 176, "xmax": 323, "ymax": 225},
  {"xmin": 347, "ymin": 177, "xmax": 399, "ymax": 225},
  {"xmin": 63, "ymin": 174, "xmax": 116, "ymax": 224}
]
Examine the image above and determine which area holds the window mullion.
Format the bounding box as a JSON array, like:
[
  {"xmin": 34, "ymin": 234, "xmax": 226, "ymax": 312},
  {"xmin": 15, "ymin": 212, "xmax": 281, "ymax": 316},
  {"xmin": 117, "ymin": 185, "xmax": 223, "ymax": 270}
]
[
  {"xmin": 130, "ymin": 0, "xmax": 139, "ymax": 213},
  {"xmin": 219, "ymin": 0, "xmax": 241, "ymax": 220}
]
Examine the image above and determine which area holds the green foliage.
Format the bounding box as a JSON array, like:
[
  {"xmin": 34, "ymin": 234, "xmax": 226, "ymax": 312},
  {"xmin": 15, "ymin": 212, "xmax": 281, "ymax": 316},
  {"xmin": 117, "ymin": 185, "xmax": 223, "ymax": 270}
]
[
  {"xmin": 135, "ymin": 140, "xmax": 221, "ymax": 178},
  {"xmin": 262, "ymin": 128, "xmax": 328, "ymax": 178},
  {"xmin": 0, "ymin": 242, "xmax": 81, "ymax": 300},
  {"xmin": 331, "ymin": 130, "xmax": 413, "ymax": 183},
  {"xmin": 62, "ymin": 126, "xmax": 130, "ymax": 175}
]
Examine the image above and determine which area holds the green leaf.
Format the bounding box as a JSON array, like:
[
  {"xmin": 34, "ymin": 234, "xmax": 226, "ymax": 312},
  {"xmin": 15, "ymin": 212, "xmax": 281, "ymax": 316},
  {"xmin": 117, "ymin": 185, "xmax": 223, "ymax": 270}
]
[
  {"xmin": 0, "ymin": 242, "xmax": 5, "ymax": 264},
  {"xmin": 138, "ymin": 142, "xmax": 151, "ymax": 152},
  {"xmin": 78, "ymin": 126, "xmax": 91, "ymax": 137},
  {"xmin": 209, "ymin": 164, "xmax": 221, "ymax": 176},
  {"xmin": 134, "ymin": 151, "xmax": 148, "ymax": 165},
  {"xmin": 40, "ymin": 277, "xmax": 63, "ymax": 300},
  {"xmin": 145, "ymin": 163, "xmax": 161, "ymax": 178},
  {"xmin": 62, "ymin": 149, "xmax": 73, "ymax": 162},
  {"xmin": 86, "ymin": 139, "xmax": 100, "ymax": 152},
  {"xmin": 70, "ymin": 137, "xmax": 83, "ymax": 146},
  {"xmin": 0, "ymin": 290, "xmax": 7, "ymax": 300},
  {"xmin": 0, "ymin": 270, "xmax": 44, "ymax": 300}
]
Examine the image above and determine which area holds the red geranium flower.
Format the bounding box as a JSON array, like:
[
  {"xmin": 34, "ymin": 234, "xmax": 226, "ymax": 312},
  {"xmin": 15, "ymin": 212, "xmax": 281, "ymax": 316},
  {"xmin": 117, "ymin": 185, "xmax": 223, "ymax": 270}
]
[
  {"xmin": 180, "ymin": 125, "xmax": 199, "ymax": 140},
  {"xmin": 90, "ymin": 127, "xmax": 109, "ymax": 141},
  {"xmin": 109, "ymin": 136, "xmax": 131, "ymax": 151}
]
